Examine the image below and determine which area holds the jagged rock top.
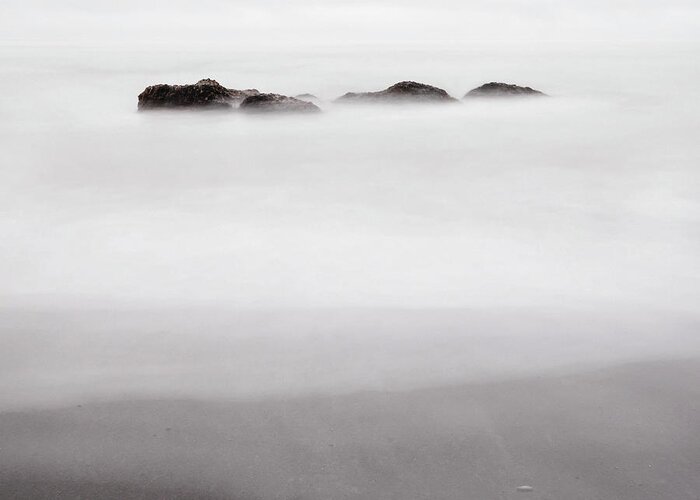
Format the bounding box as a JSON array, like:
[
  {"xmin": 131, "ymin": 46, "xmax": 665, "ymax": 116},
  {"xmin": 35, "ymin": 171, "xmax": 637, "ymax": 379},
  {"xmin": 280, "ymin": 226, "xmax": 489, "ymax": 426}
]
[
  {"xmin": 239, "ymin": 93, "xmax": 321, "ymax": 113},
  {"xmin": 464, "ymin": 82, "xmax": 546, "ymax": 98},
  {"xmin": 137, "ymin": 79, "xmax": 259, "ymax": 110},
  {"xmin": 336, "ymin": 81, "xmax": 457, "ymax": 103}
]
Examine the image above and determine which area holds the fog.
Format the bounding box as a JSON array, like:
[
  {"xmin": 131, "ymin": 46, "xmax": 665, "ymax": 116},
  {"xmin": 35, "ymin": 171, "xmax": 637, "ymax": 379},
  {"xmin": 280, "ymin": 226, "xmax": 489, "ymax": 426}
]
[
  {"xmin": 1, "ymin": 42, "xmax": 700, "ymax": 413},
  {"xmin": 2, "ymin": 1, "xmax": 699, "ymax": 44}
]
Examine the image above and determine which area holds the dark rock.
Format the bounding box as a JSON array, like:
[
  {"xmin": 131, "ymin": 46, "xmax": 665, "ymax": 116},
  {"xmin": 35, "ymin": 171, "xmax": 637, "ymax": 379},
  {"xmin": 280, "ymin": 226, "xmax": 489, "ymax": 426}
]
[
  {"xmin": 336, "ymin": 81, "xmax": 457, "ymax": 103},
  {"xmin": 137, "ymin": 79, "xmax": 259, "ymax": 110},
  {"xmin": 239, "ymin": 93, "xmax": 321, "ymax": 113},
  {"xmin": 464, "ymin": 82, "xmax": 546, "ymax": 98}
]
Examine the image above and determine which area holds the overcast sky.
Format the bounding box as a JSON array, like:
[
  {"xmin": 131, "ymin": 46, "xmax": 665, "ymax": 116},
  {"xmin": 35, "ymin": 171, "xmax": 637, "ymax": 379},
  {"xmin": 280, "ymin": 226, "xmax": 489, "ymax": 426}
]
[{"xmin": 2, "ymin": 0, "xmax": 699, "ymax": 45}]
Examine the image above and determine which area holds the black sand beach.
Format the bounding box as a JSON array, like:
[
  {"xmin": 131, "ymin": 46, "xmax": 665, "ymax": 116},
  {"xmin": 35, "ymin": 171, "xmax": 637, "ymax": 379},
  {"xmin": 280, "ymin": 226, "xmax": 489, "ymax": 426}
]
[{"xmin": 2, "ymin": 358, "xmax": 699, "ymax": 500}]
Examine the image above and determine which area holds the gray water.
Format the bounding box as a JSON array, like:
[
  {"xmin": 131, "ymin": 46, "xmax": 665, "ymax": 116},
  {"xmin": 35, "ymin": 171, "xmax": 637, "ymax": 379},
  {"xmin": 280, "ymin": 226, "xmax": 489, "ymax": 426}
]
[{"xmin": 1, "ymin": 43, "xmax": 699, "ymax": 409}]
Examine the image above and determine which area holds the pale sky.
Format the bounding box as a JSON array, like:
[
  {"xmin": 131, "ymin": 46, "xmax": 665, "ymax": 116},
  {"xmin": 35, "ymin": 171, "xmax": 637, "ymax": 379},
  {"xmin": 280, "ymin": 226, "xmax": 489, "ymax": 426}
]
[{"xmin": 2, "ymin": 0, "xmax": 699, "ymax": 45}]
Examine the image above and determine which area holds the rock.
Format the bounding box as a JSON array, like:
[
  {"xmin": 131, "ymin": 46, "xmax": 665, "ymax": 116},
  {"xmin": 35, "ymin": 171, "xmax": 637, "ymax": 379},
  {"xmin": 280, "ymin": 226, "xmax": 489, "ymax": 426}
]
[
  {"xmin": 464, "ymin": 82, "xmax": 546, "ymax": 98},
  {"xmin": 137, "ymin": 79, "xmax": 259, "ymax": 110},
  {"xmin": 516, "ymin": 485, "xmax": 534, "ymax": 493},
  {"xmin": 239, "ymin": 93, "xmax": 321, "ymax": 113},
  {"xmin": 295, "ymin": 93, "xmax": 318, "ymax": 101},
  {"xmin": 295, "ymin": 93, "xmax": 323, "ymax": 106},
  {"xmin": 336, "ymin": 81, "xmax": 457, "ymax": 103}
]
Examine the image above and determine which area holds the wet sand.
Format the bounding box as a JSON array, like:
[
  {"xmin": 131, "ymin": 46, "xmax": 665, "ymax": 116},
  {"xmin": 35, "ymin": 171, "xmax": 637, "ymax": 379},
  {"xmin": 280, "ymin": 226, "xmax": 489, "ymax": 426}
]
[{"xmin": 2, "ymin": 358, "xmax": 699, "ymax": 500}]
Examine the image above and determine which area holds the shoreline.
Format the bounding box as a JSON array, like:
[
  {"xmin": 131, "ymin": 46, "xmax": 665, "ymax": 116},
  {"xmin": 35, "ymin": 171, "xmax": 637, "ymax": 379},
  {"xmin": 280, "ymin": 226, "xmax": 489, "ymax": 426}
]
[{"xmin": 2, "ymin": 357, "xmax": 699, "ymax": 499}]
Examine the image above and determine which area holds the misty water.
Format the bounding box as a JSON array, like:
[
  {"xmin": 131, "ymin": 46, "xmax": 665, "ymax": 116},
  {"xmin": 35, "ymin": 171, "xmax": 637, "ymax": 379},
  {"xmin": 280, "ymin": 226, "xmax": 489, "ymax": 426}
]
[{"xmin": 1, "ymin": 43, "xmax": 699, "ymax": 410}]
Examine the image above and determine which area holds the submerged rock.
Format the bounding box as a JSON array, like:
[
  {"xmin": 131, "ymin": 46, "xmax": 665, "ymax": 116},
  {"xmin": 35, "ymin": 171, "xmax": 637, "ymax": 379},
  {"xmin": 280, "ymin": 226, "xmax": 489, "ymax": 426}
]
[
  {"xmin": 516, "ymin": 485, "xmax": 534, "ymax": 493},
  {"xmin": 137, "ymin": 79, "xmax": 259, "ymax": 110},
  {"xmin": 464, "ymin": 82, "xmax": 546, "ymax": 98},
  {"xmin": 336, "ymin": 81, "xmax": 457, "ymax": 103},
  {"xmin": 239, "ymin": 93, "xmax": 321, "ymax": 113}
]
